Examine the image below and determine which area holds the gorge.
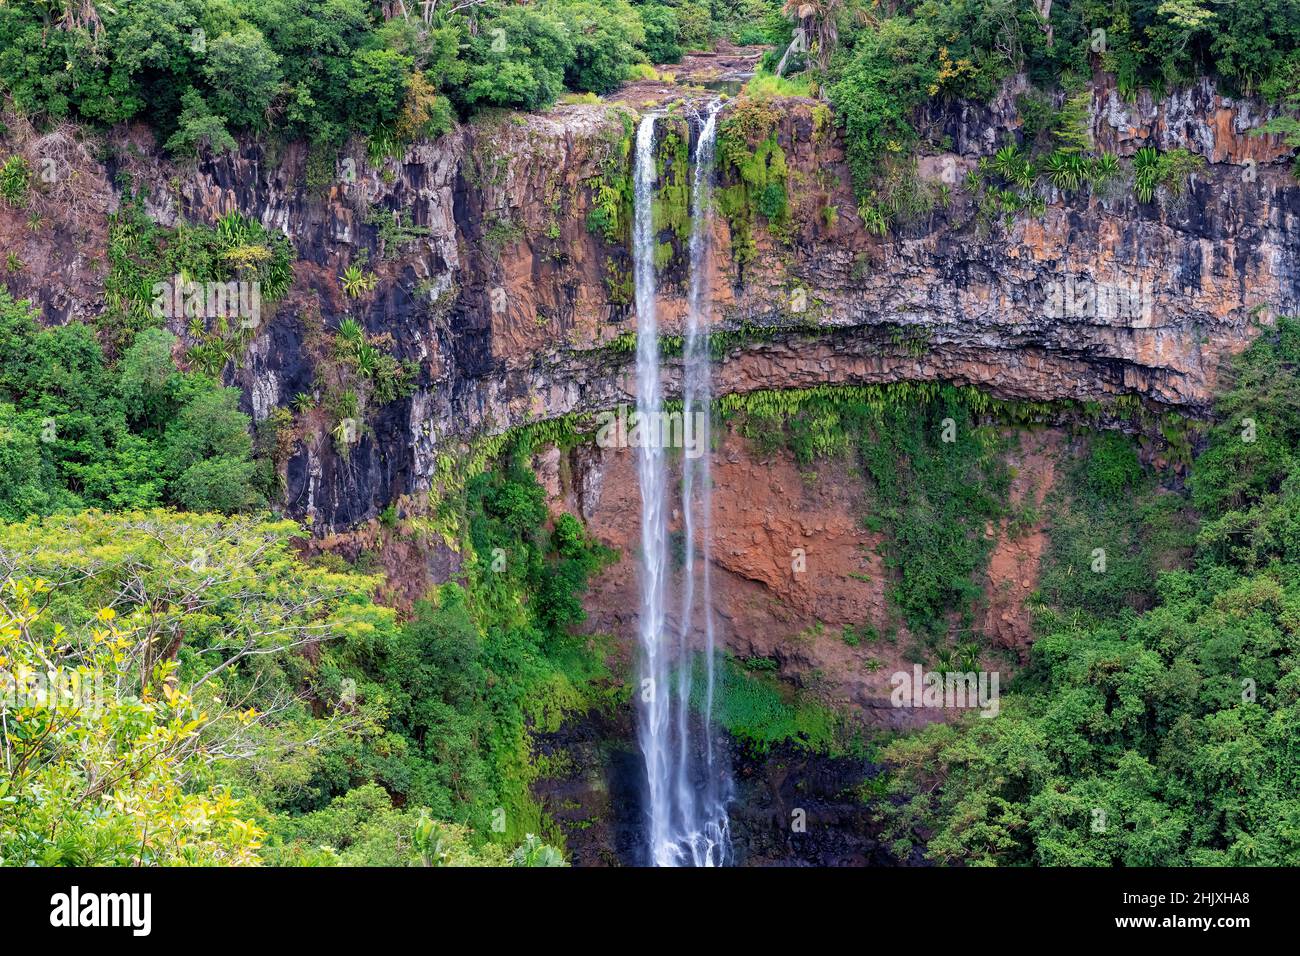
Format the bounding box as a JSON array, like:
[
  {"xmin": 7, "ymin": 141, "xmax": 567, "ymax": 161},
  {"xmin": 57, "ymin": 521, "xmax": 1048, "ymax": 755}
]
[{"xmin": 4, "ymin": 4, "xmax": 1300, "ymax": 870}]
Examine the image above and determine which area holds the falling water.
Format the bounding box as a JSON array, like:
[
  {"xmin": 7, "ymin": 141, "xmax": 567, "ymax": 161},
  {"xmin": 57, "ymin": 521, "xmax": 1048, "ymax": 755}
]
[
  {"xmin": 633, "ymin": 105, "xmax": 731, "ymax": 867},
  {"xmin": 676, "ymin": 100, "xmax": 730, "ymax": 867},
  {"xmin": 632, "ymin": 112, "xmax": 675, "ymax": 865}
]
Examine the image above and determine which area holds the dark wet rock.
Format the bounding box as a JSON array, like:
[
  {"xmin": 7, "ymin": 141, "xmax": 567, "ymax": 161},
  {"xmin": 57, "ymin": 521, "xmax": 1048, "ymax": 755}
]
[
  {"xmin": 2, "ymin": 77, "xmax": 1295, "ymax": 534},
  {"xmin": 531, "ymin": 707, "xmax": 900, "ymax": 867}
]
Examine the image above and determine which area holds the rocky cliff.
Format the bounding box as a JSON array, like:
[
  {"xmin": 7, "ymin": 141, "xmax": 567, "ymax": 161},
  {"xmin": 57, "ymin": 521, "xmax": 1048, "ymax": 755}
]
[{"xmin": 2, "ymin": 74, "xmax": 1297, "ymax": 533}]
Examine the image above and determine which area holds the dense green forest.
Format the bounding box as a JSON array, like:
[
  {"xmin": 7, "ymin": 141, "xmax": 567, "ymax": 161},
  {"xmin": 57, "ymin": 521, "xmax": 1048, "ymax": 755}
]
[
  {"xmin": 739, "ymin": 325, "xmax": 1300, "ymax": 865},
  {"xmin": 882, "ymin": 323, "xmax": 1300, "ymax": 865},
  {"xmin": 0, "ymin": 437, "xmax": 615, "ymax": 864},
  {"xmin": 0, "ymin": 0, "xmax": 778, "ymax": 149},
  {"xmin": 3, "ymin": 0, "xmax": 1300, "ymax": 867}
]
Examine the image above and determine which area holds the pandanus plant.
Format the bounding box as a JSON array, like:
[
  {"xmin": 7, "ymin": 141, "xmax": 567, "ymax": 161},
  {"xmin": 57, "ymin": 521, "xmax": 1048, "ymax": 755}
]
[
  {"xmin": 337, "ymin": 316, "xmax": 365, "ymax": 344},
  {"xmin": 354, "ymin": 342, "xmax": 380, "ymax": 379},
  {"xmin": 777, "ymin": 0, "xmax": 840, "ymax": 74},
  {"xmin": 340, "ymin": 263, "xmax": 377, "ymax": 298},
  {"xmin": 991, "ymin": 145, "xmax": 1036, "ymax": 190},
  {"xmin": 37, "ymin": 0, "xmax": 104, "ymax": 36},
  {"xmin": 1133, "ymin": 147, "xmax": 1162, "ymax": 203},
  {"xmin": 1044, "ymin": 151, "xmax": 1091, "ymax": 193}
]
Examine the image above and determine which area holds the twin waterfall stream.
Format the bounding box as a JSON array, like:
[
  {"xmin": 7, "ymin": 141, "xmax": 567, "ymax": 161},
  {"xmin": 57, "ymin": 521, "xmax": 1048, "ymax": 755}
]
[{"xmin": 632, "ymin": 105, "xmax": 731, "ymax": 867}]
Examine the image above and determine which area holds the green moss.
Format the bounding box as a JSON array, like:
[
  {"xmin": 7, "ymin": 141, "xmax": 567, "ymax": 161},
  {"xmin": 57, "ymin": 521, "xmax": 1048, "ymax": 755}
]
[
  {"xmin": 482, "ymin": 215, "xmax": 524, "ymax": 252},
  {"xmin": 811, "ymin": 103, "xmax": 833, "ymax": 143},
  {"xmin": 603, "ymin": 258, "xmax": 633, "ymax": 307},
  {"xmin": 715, "ymin": 97, "xmax": 793, "ymax": 268},
  {"xmin": 652, "ymin": 121, "xmax": 691, "ymax": 243},
  {"xmin": 717, "ymin": 184, "xmax": 757, "ymax": 265},
  {"xmin": 705, "ymin": 655, "xmax": 866, "ymax": 757},
  {"xmin": 653, "ymin": 240, "xmax": 674, "ymax": 271},
  {"xmin": 737, "ymin": 135, "xmax": 788, "ymax": 194},
  {"xmin": 718, "ymin": 133, "xmax": 791, "ymax": 255},
  {"xmin": 586, "ymin": 111, "xmax": 688, "ymax": 269},
  {"xmin": 721, "ymin": 383, "xmax": 1198, "ymax": 463},
  {"xmin": 586, "ymin": 113, "xmax": 635, "ymax": 244}
]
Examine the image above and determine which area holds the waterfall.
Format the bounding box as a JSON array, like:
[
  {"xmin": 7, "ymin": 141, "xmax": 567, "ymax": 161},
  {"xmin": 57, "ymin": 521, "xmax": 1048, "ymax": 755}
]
[
  {"xmin": 632, "ymin": 113, "xmax": 674, "ymax": 866},
  {"xmin": 678, "ymin": 101, "xmax": 730, "ymax": 867},
  {"xmin": 632, "ymin": 105, "xmax": 731, "ymax": 868}
]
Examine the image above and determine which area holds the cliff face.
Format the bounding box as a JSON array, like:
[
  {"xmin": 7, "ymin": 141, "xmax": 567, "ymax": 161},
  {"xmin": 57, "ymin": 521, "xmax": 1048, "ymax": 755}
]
[
  {"xmin": 2, "ymin": 77, "xmax": 1297, "ymax": 531},
  {"xmin": 535, "ymin": 418, "xmax": 1068, "ymax": 730}
]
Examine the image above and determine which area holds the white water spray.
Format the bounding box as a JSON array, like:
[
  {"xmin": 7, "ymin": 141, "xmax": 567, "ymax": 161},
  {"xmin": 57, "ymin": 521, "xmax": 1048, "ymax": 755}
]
[
  {"xmin": 632, "ymin": 113, "xmax": 674, "ymax": 865},
  {"xmin": 633, "ymin": 106, "xmax": 731, "ymax": 867}
]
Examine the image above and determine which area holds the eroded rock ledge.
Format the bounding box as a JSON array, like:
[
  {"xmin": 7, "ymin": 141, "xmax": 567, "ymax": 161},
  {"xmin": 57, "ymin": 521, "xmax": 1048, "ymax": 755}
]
[{"xmin": 2, "ymin": 76, "xmax": 1297, "ymax": 530}]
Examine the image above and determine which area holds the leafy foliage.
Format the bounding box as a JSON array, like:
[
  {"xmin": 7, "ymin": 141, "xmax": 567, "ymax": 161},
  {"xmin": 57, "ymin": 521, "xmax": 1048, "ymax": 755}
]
[
  {"xmin": 0, "ymin": 290, "xmax": 261, "ymax": 518},
  {"xmin": 0, "ymin": 0, "xmax": 762, "ymax": 151},
  {"xmin": 0, "ymin": 155, "xmax": 30, "ymax": 207},
  {"xmin": 1132, "ymin": 145, "xmax": 1206, "ymax": 202},
  {"xmin": 1036, "ymin": 432, "xmax": 1191, "ymax": 618},
  {"xmin": 881, "ymin": 319, "xmax": 1300, "ymax": 866},
  {"xmin": 0, "ymin": 510, "xmax": 393, "ymax": 865},
  {"xmin": 0, "ymin": 457, "xmax": 602, "ymax": 866},
  {"xmin": 709, "ymin": 655, "xmax": 864, "ymax": 756}
]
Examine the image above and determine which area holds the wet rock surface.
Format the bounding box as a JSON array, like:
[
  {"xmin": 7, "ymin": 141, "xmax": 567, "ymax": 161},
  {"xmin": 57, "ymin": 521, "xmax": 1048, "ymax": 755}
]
[
  {"xmin": 726, "ymin": 741, "xmax": 894, "ymax": 867},
  {"xmin": 531, "ymin": 707, "xmax": 894, "ymax": 867},
  {"xmin": 1, "ymin": 76, "xmax": 1295, "ymax": 533}
]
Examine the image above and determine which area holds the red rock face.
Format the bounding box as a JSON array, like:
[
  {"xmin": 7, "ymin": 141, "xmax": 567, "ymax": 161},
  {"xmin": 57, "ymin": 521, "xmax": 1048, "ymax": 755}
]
[
  {"xmin": 539, "ymin": 421, "xmax": 1072, "ymax": 731},
  {"xmin": 979, "ymin": 428, "xmax": 1061, "ymax": 650}
]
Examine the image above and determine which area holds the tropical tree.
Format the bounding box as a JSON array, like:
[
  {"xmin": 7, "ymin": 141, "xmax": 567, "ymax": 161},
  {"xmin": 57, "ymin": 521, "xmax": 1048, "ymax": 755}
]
[{"xmin": 0, "ymin": 579, "xmax": 266, "ymax": 865}]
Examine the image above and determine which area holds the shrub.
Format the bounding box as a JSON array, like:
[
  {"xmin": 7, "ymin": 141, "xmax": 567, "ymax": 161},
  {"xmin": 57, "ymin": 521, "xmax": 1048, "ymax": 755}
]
[
  {"xmin": 551, "ymin": 0, "xmax": 646, "ymax": 95},
  {"xmin": 165, "ymin": 91, "xmax": 237, "ymax": 158},
  {"xmin": 163, "ymin": 386, "xmax": 261, "ymax": 512},
  {"xmin": 173, "ymin": 455, "xmax": 263, "ymax": 512},
  {"xmin": 459, "ymin": 7, "xmax": 574, "ymax": 112},
  {"xmin": 1043, "ymin": 150, "xmax": 1092, "ymax": 192},
  {"xmin": 1133, "ymin": 146, "xmax": 1206, "ymax": 202},
  {"xmin": 828, "ymin": 17, "xmax": 938, "ymax": 198},
  {"xmin": 203, "ymin": 27, "xmax": 283, "ymax": 130},
  {"xmin": 1084, "ymin": 431, "xmax": 1144, "ymax": 497},
  {"xmin": 0, "ymin": 155, "xmax": 30, "ymax": 207},
  {"xmin": 639, "ymin": 4, "xmax": 682, "ymax": 64}
]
